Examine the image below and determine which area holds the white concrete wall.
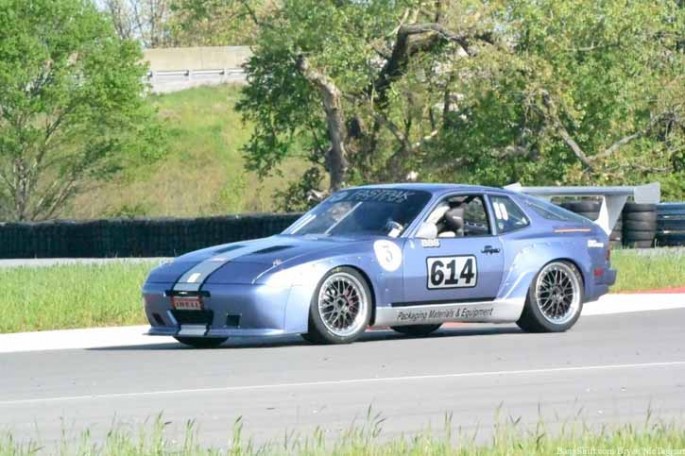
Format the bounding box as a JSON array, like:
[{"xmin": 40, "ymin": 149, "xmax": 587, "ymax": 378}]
[
  {"xmin": 143, "ymin": 46, "xmax": 251, "ymax": 92},
  {"xmin": 143, "ymin": 46, "xmax": 252, "ymax": 71}
]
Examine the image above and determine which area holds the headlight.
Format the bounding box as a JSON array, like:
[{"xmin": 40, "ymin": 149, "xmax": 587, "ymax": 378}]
[{"xmin": 262, "ymin": 263, "xmax": 325, "ymax": 287}]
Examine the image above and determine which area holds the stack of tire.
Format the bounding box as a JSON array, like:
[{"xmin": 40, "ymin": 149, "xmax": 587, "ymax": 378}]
[
  {"xmin": 560, "ymin": 200, "xmax": 623, "ymax": 248},
  {"xmin": 655, "ymin": 203, "xmax": 685, "ymax": 246},
  {"xmin": 621, "ymin": 203, "xmax": 657, "ymax": 248}
]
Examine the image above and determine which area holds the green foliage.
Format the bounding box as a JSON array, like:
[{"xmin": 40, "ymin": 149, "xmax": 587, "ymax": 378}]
[
  {"xmin": 169, "ymin": 0, "xmax": 277, "ymax": 46},
  {"xmin": 432, "ymin": 1, "xmax": 685, "ymax": 198},
  {"xmin": 239, "ymin": 0, "xmax": 685, "ymax": 205},
  {"xmin": 238, "ymin": 0, "xmax": 427, "ymax": 204},
  {"xmin": 0, "ymin": 0, "xmax": 162, "ymax": 221},
  {"xmin": 275, "ymin": 166, "xmax": 324, "ymax": 212}
]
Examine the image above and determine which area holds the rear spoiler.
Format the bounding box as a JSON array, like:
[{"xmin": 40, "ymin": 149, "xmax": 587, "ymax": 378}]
[{"xmin": 504, "ymin": 182, "xmax": 660, "ymax": 235}]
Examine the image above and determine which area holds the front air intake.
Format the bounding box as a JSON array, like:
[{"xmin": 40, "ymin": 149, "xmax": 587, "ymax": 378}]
[{"xmin": 225, "ymin": 315, "xmax": 241, "ymax": 328}]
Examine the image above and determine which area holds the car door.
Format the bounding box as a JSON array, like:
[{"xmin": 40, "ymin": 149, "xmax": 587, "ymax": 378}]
[{"xmin": 401, "ymin": 194, "xmax": 504, "ymax": 305}]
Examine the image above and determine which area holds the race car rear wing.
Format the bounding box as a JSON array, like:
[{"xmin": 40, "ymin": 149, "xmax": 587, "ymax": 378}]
[{"xmin": 504, "ymin": 182, "xmax": 661, "ymax": 234}]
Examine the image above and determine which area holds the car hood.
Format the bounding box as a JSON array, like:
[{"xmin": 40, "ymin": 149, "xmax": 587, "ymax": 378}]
[{"xmin": 145, "ymin": 234, "xmax": 380, "ymax": 285}]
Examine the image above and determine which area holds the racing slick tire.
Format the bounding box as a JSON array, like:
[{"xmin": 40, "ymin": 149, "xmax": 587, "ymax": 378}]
[
  {"xmin": 623, "ymin": 212, "xmax": 657, "ymax": 223},
  {"xmin": 561, "ymin": 201, "xmax": 600, "ymax": 213},
  {"xmin": 623, "ymin": 220, "xmax": 657, "ymax": 231},
  {"xmin": 173, "ymin": 336, "xmax": 228, "ymax": 348},
  {"xmin": 516, "ymin": 261, "xmax": 584, "ymax": 333},
  {"xmin": 623, "ymin": 202, "xmax": 657, "ymax": 213},
  {"xmin": 304, "ymin": 267, "xmax": 372, "ymax": 345},
  {"xmin": 623, "ymin": 230, "xmax": 656, "ymax": 242},
  {"xmin": 391, "ymin": 324, "xmax": 442, "ymax": 337}
]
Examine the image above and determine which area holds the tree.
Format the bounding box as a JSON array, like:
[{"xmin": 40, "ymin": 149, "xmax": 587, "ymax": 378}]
[
  {"xmin": 430, "ymin": 1, "xmax": 685, "ymax": 197},
  {"xmin": 101, "ymin": 0, "xmax": 173, "ymax": 47},
  {"xmin": 0, "ymin": 0, "xmax": 161, "ymax": 221},
  {"xmin": 238, "ymin": 0, "xmax": 497, "ymax": 209},
  {"xmin": 169, "ymin": 0, "xmax": 277, "ymax": 46},
  {"xmin": 238, "ymin": 0, "xmax": 685, "ymax": 209},
  {"xmin": 100, "ymin": 0, "xmax": 276, "ymax": 47}
]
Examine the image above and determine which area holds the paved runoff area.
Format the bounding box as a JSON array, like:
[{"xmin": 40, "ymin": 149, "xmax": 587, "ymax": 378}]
[{"xmin": 0, "ymin": 295, "xmax": 684, "ymax": 448}]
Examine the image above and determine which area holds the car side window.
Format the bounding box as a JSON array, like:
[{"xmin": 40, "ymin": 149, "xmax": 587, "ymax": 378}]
[
  {"xmin": 490, "ymin": 195, "xmax": 530, "ymax": 234},
  {"xmin": 425, "ymin": 194, "xmax": 491, "ymax": 238}
]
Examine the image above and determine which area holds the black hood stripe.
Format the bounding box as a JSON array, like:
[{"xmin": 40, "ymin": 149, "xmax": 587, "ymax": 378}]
[{"xmin": 248, "ymin": 245, "xmax": 293, "ymax": 255}]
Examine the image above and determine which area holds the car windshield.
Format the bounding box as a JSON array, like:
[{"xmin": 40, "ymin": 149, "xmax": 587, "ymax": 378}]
[{"xmin": 284, "ymin": 188, "xmax": 432, "ymax": 237}]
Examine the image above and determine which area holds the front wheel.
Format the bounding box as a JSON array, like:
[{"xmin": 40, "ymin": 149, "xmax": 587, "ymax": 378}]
[
  {"xmin": 173, "ymin": 336, "xmax": 227, "ymax": 348},
  {"xmin": 391, "ymin": 324, "xmax": 442, "ymax": 337},
  {"xmin": 516, "ymin": 261, "xmax": 584, "ymax": 333},
  {"xmin": 303, "ymin": 267, "xmax": 372, "ymax": 344}
]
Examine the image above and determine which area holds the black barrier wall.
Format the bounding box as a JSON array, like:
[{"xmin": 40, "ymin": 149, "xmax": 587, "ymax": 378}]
[
  {"xmin": 3, "ymin": 203, "xmax": 685, "ymax": 259},
  {"xmin": 0, "ymin": 214, "xmax": 302, "ymax": 259}
]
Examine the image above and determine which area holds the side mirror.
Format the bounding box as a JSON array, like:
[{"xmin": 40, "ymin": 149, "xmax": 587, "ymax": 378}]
[{"xmin": 415, "ymin": 222, "xmax": 438, "ymax": 239}]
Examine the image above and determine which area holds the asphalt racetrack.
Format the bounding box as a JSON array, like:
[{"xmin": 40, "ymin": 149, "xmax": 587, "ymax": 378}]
[{"xmin": 1, "ymin": 307, "xmax": 684, "ymax": 448}]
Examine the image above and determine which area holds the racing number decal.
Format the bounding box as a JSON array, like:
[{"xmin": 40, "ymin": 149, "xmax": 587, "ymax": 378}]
[{"xmin": 426, "ymin": 256, "xmax": 478, "ymax": 289}]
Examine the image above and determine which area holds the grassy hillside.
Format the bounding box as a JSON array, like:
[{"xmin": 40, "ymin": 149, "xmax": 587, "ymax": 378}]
[{"xmin": 64, "ymin": 85, "xmax": 304, "ymax": 219}]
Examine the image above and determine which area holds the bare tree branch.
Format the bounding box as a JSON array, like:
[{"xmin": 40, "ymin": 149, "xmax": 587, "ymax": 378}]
[
  {"xmin": 541, "ymin": 90, "xmax": 672, "ymax": 168},
  {"xmin": 593, "ymin": 114, "xmax": 665, "ymax": 160},
  {"xmin": 237, "ymin": 0, "xmax": 262, "ymax": 27},
  {"xmin": 374, "ymin": 113, "xmax": 410, "ymax": 149},
  {"xmin": 540, "ymin": 90, "xmax": 594, "ymax": 170},
  {"xmin": 434, "ymin": 0, "xmax": 445, "ymax": 23},
  {"xmin": 296, "ymin": 55, "xmax": 348, "ymax": 192},
  {"xmin": 103, "ymin": 0, "xmax": 134, "ymax": 40},
  {"xmin": 371, "ymin": 20, "xmax": 493, "ymax": 109}
]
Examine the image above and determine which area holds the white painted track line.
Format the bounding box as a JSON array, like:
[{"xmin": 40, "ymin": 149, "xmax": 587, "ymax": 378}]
[
  {"xmin": 0, "ymin": 293, "xmax": 683, "ymax": 354},
  {"xmin": 1, "ymin": 360, "xmax": 683, "ymax": 407}
]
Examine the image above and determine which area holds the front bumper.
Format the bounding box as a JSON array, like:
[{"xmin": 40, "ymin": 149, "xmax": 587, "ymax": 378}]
[{"xmin": 143, "ymin": 281, "xmax": 310, "ymax": 338}]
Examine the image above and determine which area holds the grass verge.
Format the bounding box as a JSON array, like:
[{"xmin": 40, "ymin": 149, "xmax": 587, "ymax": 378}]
[
  {"xmin": 1, "ymin": 415, "xmax": 684, "ymax": 455},
  {"xmin": 611, "ymin": 248, "xmax": 685, "ymax": 292},
  {"xmin": 0, "ymin": 262, "xmax": 156, "ymax": 333},
  {"xmin": 0, "ymin": 249, "xmax": 683, "ymax": 334}
]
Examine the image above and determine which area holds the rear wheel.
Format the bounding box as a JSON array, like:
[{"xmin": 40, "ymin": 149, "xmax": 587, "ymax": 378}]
[
  {"xmin": 173, "ymin": 336, "xmax": 227, "ymax": 348},
  {"xmin": 303, "ymin": 267, "xmax": 371, "ymax": 344},
  {"xmin": 391, "ymin": 324, "xmax": 442, "ymax": 337},
  {"xmin": 517, "ymin": 261, "xmax": 584, "ymax": 333}
]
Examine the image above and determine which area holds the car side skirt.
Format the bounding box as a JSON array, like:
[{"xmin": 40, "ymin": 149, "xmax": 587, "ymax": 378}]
[{"xmin": 374, "ymin": 297, "xmax": 525, "ymax": 326}]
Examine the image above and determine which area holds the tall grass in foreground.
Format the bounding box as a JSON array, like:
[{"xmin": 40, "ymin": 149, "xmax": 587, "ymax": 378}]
[
  {"xmin": 0, "ymin": 262, "xmax": 156, "ymax": 333},
  {"xmin": 1, "ymin": 414, "xmax": 684, "ymax": 456}
]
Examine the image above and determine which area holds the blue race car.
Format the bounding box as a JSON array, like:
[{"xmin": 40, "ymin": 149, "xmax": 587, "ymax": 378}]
[{"xmin": 142, "ymin": 184, "xmax": 616, "ymax": 347}]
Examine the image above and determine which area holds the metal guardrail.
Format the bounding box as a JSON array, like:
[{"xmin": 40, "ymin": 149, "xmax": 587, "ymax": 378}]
[
  {"xmin": 146, "ymin": 68, "xmax": 246, "ymax": 79},
  {"xmin": 146, "ymin": 68, "xmax": 247, "ymax": 93}
]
